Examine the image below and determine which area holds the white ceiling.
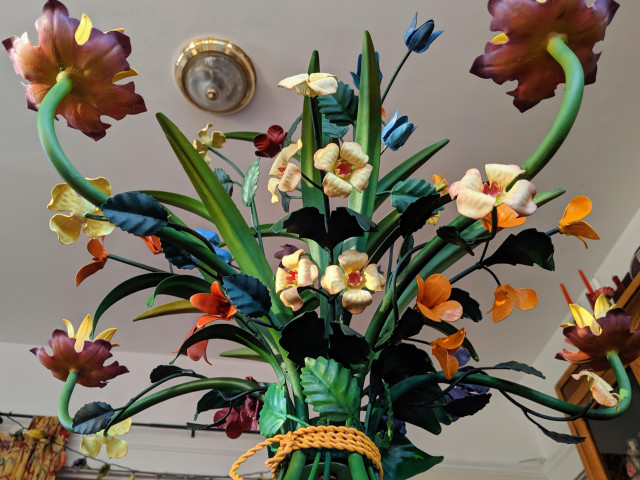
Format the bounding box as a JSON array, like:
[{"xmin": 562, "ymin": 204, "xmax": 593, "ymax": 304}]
[{"xmin": 2, "ymin": 0, "xmax": 640, "ymax": 391}]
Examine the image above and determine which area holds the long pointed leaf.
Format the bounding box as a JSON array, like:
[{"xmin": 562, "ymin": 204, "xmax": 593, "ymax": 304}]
[
  {"xmin": 346, "ymin": 31, "xmax": 382, "ymax": 251},
  {"xmin": 137, "ymin": 190, "xmax": 211, "ymax": 221},
  {"xmin": 146, "ymin": 275, "xmax": 211, "ymax": 307},
  {"xmin": 224, "ymin": 131, "xmax": 259, "ymax": 141},
  {"xmin": 172, "ymin": 324, "xmax": 270, "ymax": 362},
  {"xmin": 133, "ymin": 299, "xmax": 199, "ymax": 321}
]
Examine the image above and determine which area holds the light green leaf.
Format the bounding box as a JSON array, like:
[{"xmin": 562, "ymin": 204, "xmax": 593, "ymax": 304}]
[
  {"xmin": 241, "ymin": 160, "xmax": 260, "ymax": 206},
  {"xmin": 259, "ymin": 383, "xmax": 289, "ymax": 437},
  {"xmin": 133, "ymin": 299, "xmax": 199, "ymax": 321}
]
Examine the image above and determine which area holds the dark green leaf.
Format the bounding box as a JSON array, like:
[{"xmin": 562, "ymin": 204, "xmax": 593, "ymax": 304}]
[
  {"xmin": 224, "ymin": 131, "xmax": 260, "ymax": 141},
  {"xmin": 213, "ymin": 168, "xmax": 233, "ymax": 196},
  {"xmin": 280, "ymin": 311, "xmax": 328, "ymax": 368},
  {"xmin": 160, "ymin": 239, "xmax": 197, "ymax": 270},
  {"xmin": 186, "ymin": 422, "xmax": 216, "ymax": 430},
  {"xmin": 223, "ymin": 274, "xmax": 271, "ymax": 318},
  {"xmin": 259, "ymin": 383, "xmax": 289, "ymax": 437},
  {"xmin": 532, "ymin": 419, "xmax": 585, "ymax": 444},
  {"xmin": 328, "ymin": 322, "xmax": 372, "ymax": 369},
  {"xmin": 494, "ymin": 361, "xmax": 545, "ymax": 379},
  {"xmin": 97, "ymin": 464, "xmax": 111, "ymax": 480},
  {"xmin": 101, "ymin": 192, "xmax": 168, "ymax": 236},
  {"xmin": 317, "ymin": 81, "xmax": 358, "ymax": 126},
  {"xmin": 484, "ymin": 228, "xmax": 555, "ymax": 270},
  {"xmin": 149, "ymin": 365, "xmax": 196, "ymax": 383},
  {"xmin": 399, "ymin": 194, "xmax": 442, "ymax": 237},
  {"xmin": 284, "ymin": 114, "xmax": 303, "ymax": 145},
  {"xmin": 300, "ymin": 357, "xmax": 360, "ymax": 421},
  {"xmin": 381, "ymin": 434, "xmax": 443, "ymax": 480},
  {"xmin": 386, "ymin": 308, "xmax": 424, "ymax": 345},
  {"xmin": 321, "ymin": 116, "xmax": 349, "ymax": 139},
  {"xmin": 390, "ymin": 179, "xmax": 436, "ymax": 213},
  {"xmin": 241, "ymin": 160, "xmax": 260, "ymax": 206},
  {"xmin": 444, "ymin": 393, "xmax": 492, "ymax": 418},
  {"xmin": 146, "ymin": 275, "xmax": 211, "ymax": 307},
  {"xmin": 437, "ymin": 226, "xmax": 474, "ymax": 256},
  {"xmin": 280, "ymin": 190, "xmax": 292, "ymax": 213},
  {"xmin": 72, "ymin": 402, "xmax": 113, "ymax": 435},
  {"xmin": 399, "ymin": 234, "xmax": 414, "ymax": 259},
  {"xmin": 195, "ymin": 389, "xmax": 244, "ymax": 419},
  {"xmin": 449, "ymin": 288, "xmax": 482, "ymax": 322}
]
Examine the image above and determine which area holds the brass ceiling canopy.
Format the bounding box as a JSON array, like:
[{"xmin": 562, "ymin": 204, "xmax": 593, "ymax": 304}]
[{"xmin": 175, "ymin": 38, "xmax": 256, "ymax": 114}]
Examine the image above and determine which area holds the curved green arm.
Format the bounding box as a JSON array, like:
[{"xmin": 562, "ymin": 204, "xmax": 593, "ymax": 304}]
[
  {"xmin": 389, "ymin": 352, "xmax": 630, "ymax": 421},
  {"xmin": 58, "ymin": 375, "xmax": 259, "ymax": 432},
  {"xmin": 37, "ymin": 74, "xmax": 108, "ymax": 207},
  {"xmin": 365, "ymin": 34, "xmax": 585, "ymax": 346}
]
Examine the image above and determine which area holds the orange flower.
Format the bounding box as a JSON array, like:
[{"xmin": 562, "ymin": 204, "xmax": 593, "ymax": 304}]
[
  {"xmin": 558, "ymin": 196, "xmax": 599, "ymax": 248},
  {"xmin": 415, "ymin": 274, "xmax": 463, "ymax": 322},
  {"xmin": 432, "ymin": 174, "xmax": 448, "ymax": 195},
  {"xmin": 481, "ymin": 204, "xmax": 526, "ymax": 233},
  {"xmin": 140, "ymin": 235, "xmax": 162, "ymax": 254},
  {"xmin": 75, "ymin": 237, "xmax": 108, "ymax": 286},
  {"xmin": 190, "ymin": 282, "xmax": 237, "ymax": 328},
  {"xmin": 174, "ymin": 325, "xmax": 211, "ymax": 364},
  {"xmin": 486, "ymin": 284, "xmax": 537, "ymax": 322},
  {"xmin": 432, "ymin": 328, "xmax": 466, "ymax": 380}
]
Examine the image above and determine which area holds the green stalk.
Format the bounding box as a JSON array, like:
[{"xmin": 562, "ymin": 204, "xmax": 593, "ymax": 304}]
[
  {"xmin": 107, "ymin": 254, "xmax": 166, "ymax": 273},
  {"xmin": 381, "ymin": 50, "xmax": 411, "ymax": 105},
  {"xmin": 283, "ymin": 451, "xmax": 308, "ymax": 480},
  {"xmin": 347, "ymin": 454, "xmax": 369, "ymax": 480},
  {"xmin": 390, "ymin": 351, "xmax": 630, "ymax": 420},
  {"xmin": 58, "ymin": 370, "xmax": 78, "ymax": 431},
  {"xmin": 37, "ymin": 74, "xmax": 108, "ymax": 207},
  {"xmin": 307, "ymin": 452, "xmax": 322, "ymax": 480}
]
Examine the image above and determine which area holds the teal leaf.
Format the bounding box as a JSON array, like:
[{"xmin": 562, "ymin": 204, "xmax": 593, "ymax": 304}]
[
  {"xmin": 449, "ymin": 288, "xmax": 482, "ymax": 322},
  {"xmin": 398, "ymin": 194, "xmax": 442, "ymax": 237},
  {"xmin": 317, "ymin": 81, "xmax": 358, "ymax": 126},
  {"xmin": 484, "ymin": 228, "xmax": 555, "ymax": 270},
  {"xmin": 222, "ymin": 274, "xmax": 271, "ymax": 318},
  {"xmin": 259, "ymin": 383, "xmax": 289, "ymax": 437},
  {"xmin": 390, "ymin": 179, "xmax": 436, "ymax": 213},
  {"xmin": 241, "ymin": 160, "xmax": 260, "ymax": 206},
  {"xmin": 436, "ymin": 226, "xmax": 474, "ymax": 256},
  {"xmin": 321, "ymin": 116, "xmax": 349, "ymax": 139},
  {"xmin": 284, "ymin": 114, "xmax": 303, "ymax": 145},
  {"xmin": 300, "ymin": 357, "xmax": 360, "ymax": 421},
  {"xmin": 494, "ymin": 361, "xmax": 545, "ymax": 379},
  {"xmin": 72, "ymin": 402, "xmax": 114, "ymax": 434},
  {"xmin": 381, "ymin": 434, "xmax": 443, "ymax": 480},
  {"xmin": 101, "ymin": 192, "xmax": 168, "ymax": 236},
  {"xmin": 213, "ymin": 168, "xmax": 233, "ymax": 196}
]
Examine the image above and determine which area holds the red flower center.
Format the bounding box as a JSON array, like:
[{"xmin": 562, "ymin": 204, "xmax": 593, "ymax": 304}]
[
  {"xmin": 482, "ymin": 181, "xmax": 503, "ymax": 198},
  {"xmin": 347, "ymin": 271, "xmax": 364, "ymax": 288},
  {"xmin": 287, "ymin": 269, "xmax": 298, "ymax": 284},
  {"xmin": 278, "ymin": 164, "xmax": 287, "ymax": 176},
  {"xmin": 335, "ymin": 161, "xmax": 352, "ymax": 178}
]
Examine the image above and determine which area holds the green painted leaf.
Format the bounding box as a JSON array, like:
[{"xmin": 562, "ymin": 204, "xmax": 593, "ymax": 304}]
[
  {"xmin": 375, "ymin": 139, "xmax": 449, "ymax": 210},
  {"xmin": 146, "ymin": 275, "xmax": 211, "ymax": 307},
  {"xmin": 137, "ymin": 190, "xmax": 211, "ymax": 221},
  {"xmin": 300, "ymin": 357, "xmax": 360, "ymax": 421},
  {"xmin": 321, "ymin": 116, "xmax": 349, "ymax": 139},
  {"xmin": 280, "ymin": 311, "xmax": 328, "ymax": 368},
  {"xmin": 484, "ymin": 228, "xmax": 555, "ymax": 270},
  {"xmin": 241, "ymin": 160, "xmax": 260, "ymax": 206},
  {"xmin": 259, "ymin": 383, "xmax": 289, "ymax": 437},
  {"xmin": 390, "ymin": 179, "xmax": 436, "ymax": 213},
  {"xmin": 223, "ymin": 274, "xmax": 271, "ymax": 318},
  {"xmin": 449, "ymin": 288, "xmax": 482, "ymax": 322},
  {"xmin": 223, "ymin": 131, "xmax": 259, "ymax": 141},
  {"xmin": 317, "ymin": 81, "xmax": 359, "ymax": 126},
  {"xmin": 134, "ymin": 299, "xmax": 199, "ymax": 321},
  {"xmin": 149, "ymin": 365, "xmax": 196, "ymax": 383},
  {"xmin": 213, "ymin": 168, "xmax": 233, "ymax": 196},
  {"xmin": 101, "ymin": 192, "xmax": 168, "ymax": 236},
  {"xmin": 444, "ymin": 393, "xmax": 492, "ymax": 418},
  {"xmin": 328, "ymin": 323, "xmax": 372, "ymax": 369},
  {"xmin": 283, "ymin": 114, "xmax": 302, "ymax": 145},
  {"xmin": 381, "ymin": 434, "xmax": 443, "ymax": 480},
  {"xmin": 398, "ymin": 194, "xmax": 442, "ymax": 237},
  {"xmin": 436, "ymin": 226, "xmax": 474, "ymax": 256},
  {"xmin": 195, "ymin": 388, "xmax": 245, "ymax": 419},
  {"xmin": 92, "ymin": 273, "xmax": 174, "ymax": 333},
  {"xmin": 494, "ymin": 361, "xmax": 545, "ymax": 379},
  {"xmin": 530, "ymin": 415, "xmax": 585, "ymax": 444},
  {"xmin": 72, "ymin": 402, "xmax": 113, "ymax": 435},
  {"xmin": 219, "ymin": 347, "xmax": 267, "ymax": 363},
  {"xmin": 533, "ymin": 188, "xmax": 565, "ymax": 208}
]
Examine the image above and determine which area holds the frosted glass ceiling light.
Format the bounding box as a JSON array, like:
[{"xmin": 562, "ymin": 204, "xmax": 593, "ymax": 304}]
[{"xmin": 175, "ymin": 38, "xmax": 256, "ymax": 114}]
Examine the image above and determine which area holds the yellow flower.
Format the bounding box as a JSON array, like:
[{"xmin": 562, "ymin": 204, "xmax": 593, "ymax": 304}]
[
  {"xmin": 278, "ymin": 73, "xmax": 338, "ymax": 97},
  {"xmin": 268, "ymin": 140, "xmax": 303, "ymax": 203},
  {"xmin": 571, "ymin": 371, "xmax": 620, "ymax": 409},
  {"xmin": 64, "ymin": 314, "xmax": 118, "ymax": 352},
  {"xmin": 321, "ymin": 249, "xmax": 385, "ymax": 314},
  {"xmin": 432, "ymin": 174, "xmax": 448, "ymax": 195},
  {"xmin": 560, "ymin": 294, "xmax": 614, "ymax": 336},
  {"xmin": 275, "ymin": 249, "xmax": 318, "ymax": 311},
  {"xmin": 47, "ymin": 177, "xmax": 114, "ymax": 245},
  {"xmin": 193, "ymin": 123, "xmax": 226, "ymax": 164},
  {"xmin": 314, "ymin": 142, "xmax": 373, "ymax": 198},
  {"xmin": 80, "ymin": 418, "xmax": 131, "ymax": 459}
]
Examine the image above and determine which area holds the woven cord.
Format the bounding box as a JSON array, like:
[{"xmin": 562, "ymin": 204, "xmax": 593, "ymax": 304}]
[{"xmin": 229, "ymin": 425, "xmax": 383, "ymax": 480}]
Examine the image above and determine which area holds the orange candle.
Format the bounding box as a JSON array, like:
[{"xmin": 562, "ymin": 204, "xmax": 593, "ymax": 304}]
[
  {"xmin": 578, "ymin": 270, "xmax": 595, "ymax": 295},
  {"xmin": 560, "ymin": 283, "xmax": 573, "ymax": 305}
]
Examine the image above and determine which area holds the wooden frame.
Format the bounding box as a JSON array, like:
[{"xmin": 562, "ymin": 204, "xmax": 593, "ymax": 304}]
[{"xmin": 555, "ymin": 274, "xmax": 640, "ymax": 480}]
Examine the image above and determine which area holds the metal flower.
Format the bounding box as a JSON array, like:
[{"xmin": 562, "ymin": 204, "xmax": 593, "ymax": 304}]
[
  {"xmin": 432, "ymin": 328, "xmax": 466, "ymax": 380},
  {"xmin": 275, "ymin": 249, "xmax": 318, "ymax": 311},
  {"xmin": 190, "ymin": 281, "xmax": 237, "ymax": 328},
  {"xmin": 195, "ymin": 228, "xmax": 232, "ymax": 263},
  {"xmin": 314, "ymin": 142, "xmax": 372, "ymax": 198},
  {"xmin": 486, "ymin": 284, "xmax": 537, "ymax": 322},
  {"xmin": 404, "ymin": 14, "xmax": 443, "ymax": 53},
  {"xmin": 571, "ymin": 371, "xmax": 620, "ymax": 408},
  {"xmin": 193, "ymin": 123, "xmax": 226, "ymax": 164},
  {"xmin": 30, "ymin": 315, "xmax": 128, "ymax": 388},
  {"xmin": 470, "ymin": 0, "xmax": 619, "ymax": 112},
  {"xmin": 350, "ymin": 52, "xmax": 382, "ymax": 90},
  {"xmin": 75, "ymin": 237, "xmax": 108, "ymax": 286},
  {"xmin": 80, "ymin": 418, "xmax": 131, "ymax": 459},
  {"xmin": 558, "ymin": 196, "xmax": 599, "ymax": 248},
  {"xmin": 253, "ymin": 125, "xmax": 286, "ymax": 158},
  {"xmin": 381, "ymin": 110, "xmax": 416, "ymax": 151},
  {"xmin": 3, "ymin": 0, "xmax": 146, "ymax": 140},
  {"xmin": 278, "ymin": 73, "xmax": 338, "ymax": 98},
  {"xmin": 415, "ymin": 274, "xmax": 463, "ymax": 322},
  {"xmin": 556, "ymin": 308, "xmax": 640, "ymax": 370},
  {"xmin": 268, "ymin": 140, "xmax": 303, "ymax": 203}
]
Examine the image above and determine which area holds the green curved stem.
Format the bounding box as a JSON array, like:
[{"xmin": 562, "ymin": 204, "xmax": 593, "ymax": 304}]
[
  {"xmin": 390, "ymin": 352, "xmax": 630, "ymax": 420},
  {"xmin": 283, "ymin": 451, "xmax": 307, "ymax": 480},
  {"xmin": 348, "ymin": 453, "xmax": 369, "ymax": 480},
  {"xmin": 381, "ymin": 50, "xmax": 411, "ymax": 105},
  {"xmin": 37, "ymin": 74, "xmax": 108, "ymax": 207},
  {"xmin": 58, "ymin": 370, "xmax": 78, "ymax": 432}
]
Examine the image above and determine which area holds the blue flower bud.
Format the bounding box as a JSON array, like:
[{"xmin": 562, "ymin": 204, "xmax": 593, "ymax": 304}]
[
  {"xmin": 381, "ymin": 110, "xmax": 417, "ymax": 151},
  {"xmin": 350, "ymin": 52, "xmax": 382, "ymax": 90},
  {"xmin": 196, "ymin": 228, "xmax": 233, "ymax": 263},
  {"xmin": 404, "ymin": 13, "xmax": 443, "ymax": 53}
]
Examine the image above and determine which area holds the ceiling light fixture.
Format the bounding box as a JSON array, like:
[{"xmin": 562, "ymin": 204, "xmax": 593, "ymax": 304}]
[{"xmin": 175, "ymin": 38, "xmax": 256, "ymax": 114}]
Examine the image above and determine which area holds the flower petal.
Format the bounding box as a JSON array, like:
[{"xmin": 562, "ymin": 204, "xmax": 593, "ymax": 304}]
[
  {"xmin": 449, "ymin": 169, "xmax": 482, "ymax": 199},
  {"xmin": 432, "ymin": 300, "xmax": 464, "ymax": 323},
  {"xmin": 321, "ymin": 265, "xmax": 347, "ymax": 294},
  {"xmin": 560, "ymin": 195, "xmax": 592, "ymax": 225},
  {"xmin": 363, "ymin": 264, "xmax": 385, "ymax": 292},
  {"xmin": 323, "ymin": 173, "xmax": 353, "ymax": 198},
  {"xmin": 485, "ymin": 163, "xmax": 524, "ymax": 188},
  {"xmin": 340, "ymin": 142, "xmax": 369, "ymax": 168},
  {"xmin": 278, "ymin": 163, "xmax": 301, "ymax": 192},
  {"xmin": 104, "ymin": 436, "xmax": 128, "ymax": 458},
  {"xmin": 432, "ymin": 344, "xmax": 459, "ymax": 380},
  {"xmin": 569, "ymin": 304, "xmax": 601, "ymax": 335},
  {"xmin": 50, "ymin": 214, "xmax": 83, "ymax": 245},
  {"xmin": 455, "ymin": 190, "xmax": 496, "ymax": 219},
  {"xmin": 280, "ymin": 287, "xmax": 305, "ymax": 311},
  {"xmin": 314, "ymin": 143, "xmax": 340, "ymax": 172},
  {"xmin": 338, "ymin": 249, "xmax": 368, "ymax": 272},
  {"xmin": 342, "ymin": 289, "xmax": 373, "ymax": 315},
  {"xmin": 501, "ymin": 180, "xmax": 537, "ymax": 216},
  {"xmin": 80, "ymin": 435, "xmax": 103, "ymax": 458},
  {"xmin": 503, "ymin": 285, "xmax": 538, "ymax": 311},
  {"xmin": 349, "ymin": 165, "xmax": 373, "ymax": 193}
]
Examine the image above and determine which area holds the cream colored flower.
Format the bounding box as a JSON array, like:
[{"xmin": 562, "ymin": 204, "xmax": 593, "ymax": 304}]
[
  {"xmin": 193, "ymin": 123, "xmax": 226, "ymax": 163},
  {"xmin": 48, "ymin": 177, "xmax": 115, "ymax": 245},
  {"xmin": 80, "ymin": 418, "xmax": 131, "ymax": 459},
  {"xmin": 321, "ymin": 249, "xmax": 385, "ymax": 314},
  {"xmin": 275, "ymin": 249, "xmax": 318, "ymax": 311},
  {"xmin": 314, "ymin": 143, "xmax": 372, "ymax": 198},
  {"xmin": 278, "ymin": 73, "xmax": 338, "ymax": 97},
  {"xmin": 571, "ymin": 371, "xmax": 620, "ymax": 409},
  {"xmin": 268, "ymin": 140, "xmax": 303, "ymax": 203}
]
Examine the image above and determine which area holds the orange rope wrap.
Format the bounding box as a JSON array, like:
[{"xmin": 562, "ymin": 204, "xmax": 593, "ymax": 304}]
[{"xmin": 229, "ymin": 425, "xmax": 383, "ymax": 480}]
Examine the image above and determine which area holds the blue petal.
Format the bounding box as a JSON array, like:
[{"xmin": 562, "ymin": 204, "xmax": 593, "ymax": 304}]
[
  {"xmin": 404, "ymin": 13, "xmax": 418, "ymax": 44},
  {"xmin": 196, "ymin": 228, "xmax": 221, "ymax": 245},
  {"xmin": 350, "ymin": 71, "xmax": 361, "ymax": 90}
]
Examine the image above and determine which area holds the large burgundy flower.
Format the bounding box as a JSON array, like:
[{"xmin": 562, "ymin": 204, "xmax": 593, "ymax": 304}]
[
  {"xmin": 213, "ymin": 380, "xmax": 262, "ymax": 439},
  {"xmin": 470, "ymin": 0, "xmax": 619, "ymax": 112},
  {"xmin": 3, "ymin": 0, "xmax": 146, "ymax": 140},
  {"xmin": 253, "ymin": 125, "xmax": 286, "ymax": 158},
  {"xmin": 31, "ymin": 329, "xmax": 129, "ymax": 387},
  {"xmin": 556, "ymin": 308, "xmax": 640, "ymax": 370}
]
